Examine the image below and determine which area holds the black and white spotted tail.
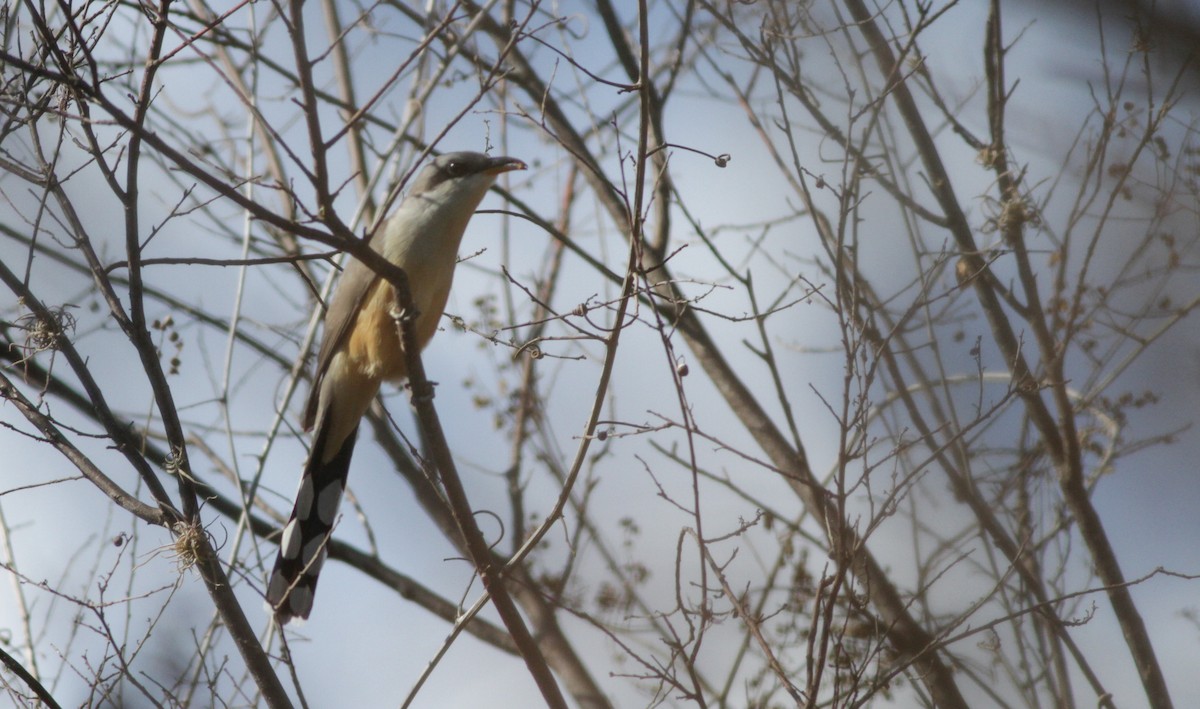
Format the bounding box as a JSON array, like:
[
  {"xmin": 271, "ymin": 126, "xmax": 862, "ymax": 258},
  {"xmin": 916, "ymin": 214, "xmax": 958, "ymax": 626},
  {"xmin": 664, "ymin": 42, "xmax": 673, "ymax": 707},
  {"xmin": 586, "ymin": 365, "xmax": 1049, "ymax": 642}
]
[{"xmin": 265, "ymin": 422, "xmax": 357, "ymax": 624}]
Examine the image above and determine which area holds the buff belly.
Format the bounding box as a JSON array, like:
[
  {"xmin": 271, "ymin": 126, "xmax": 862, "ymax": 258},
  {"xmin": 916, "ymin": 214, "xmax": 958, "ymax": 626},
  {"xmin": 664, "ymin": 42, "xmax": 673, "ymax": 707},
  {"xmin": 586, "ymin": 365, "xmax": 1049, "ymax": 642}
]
[{"xmin": 345, "ymin": 276, "xmax": 450, "ymax": 382}]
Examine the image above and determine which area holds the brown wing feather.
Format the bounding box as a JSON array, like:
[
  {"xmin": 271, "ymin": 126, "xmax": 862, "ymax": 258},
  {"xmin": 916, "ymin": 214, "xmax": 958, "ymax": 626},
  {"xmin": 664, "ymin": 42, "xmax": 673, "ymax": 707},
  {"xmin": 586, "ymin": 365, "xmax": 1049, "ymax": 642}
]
[{"xmin": 302, "ymin": 253, "xmax": 379, "ymax": 430}]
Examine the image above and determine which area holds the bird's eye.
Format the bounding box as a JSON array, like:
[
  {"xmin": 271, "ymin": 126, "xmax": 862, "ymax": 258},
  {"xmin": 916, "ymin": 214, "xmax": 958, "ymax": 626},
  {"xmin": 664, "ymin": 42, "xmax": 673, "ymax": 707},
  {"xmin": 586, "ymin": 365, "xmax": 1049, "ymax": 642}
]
[{"xmin": 445, "ymin": 160, "xmax": 465, "ymax": 177}]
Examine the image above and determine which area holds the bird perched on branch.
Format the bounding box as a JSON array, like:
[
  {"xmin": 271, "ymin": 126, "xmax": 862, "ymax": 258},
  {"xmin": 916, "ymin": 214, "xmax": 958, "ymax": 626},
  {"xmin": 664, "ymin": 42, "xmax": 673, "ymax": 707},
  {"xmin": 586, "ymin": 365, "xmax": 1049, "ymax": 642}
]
[{"xmin": 266, "ymin": 151, "xmax": 527, "ymax": 623}]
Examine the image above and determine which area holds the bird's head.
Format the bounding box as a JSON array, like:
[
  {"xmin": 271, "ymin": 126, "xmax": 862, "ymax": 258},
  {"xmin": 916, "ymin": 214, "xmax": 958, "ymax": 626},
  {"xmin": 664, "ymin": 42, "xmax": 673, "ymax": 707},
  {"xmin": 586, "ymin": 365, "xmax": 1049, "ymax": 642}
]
[{"xmin": 408, "ymin": 151, "xmax": 527, "ymax": 204}]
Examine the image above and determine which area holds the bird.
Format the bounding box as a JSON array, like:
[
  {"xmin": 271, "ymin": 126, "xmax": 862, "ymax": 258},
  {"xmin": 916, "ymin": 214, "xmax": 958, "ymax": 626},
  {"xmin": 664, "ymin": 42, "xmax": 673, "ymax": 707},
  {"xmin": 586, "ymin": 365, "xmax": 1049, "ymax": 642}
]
[{"xmin": 266, "ymin": 151, "xmax": 527, "ymax": 624}]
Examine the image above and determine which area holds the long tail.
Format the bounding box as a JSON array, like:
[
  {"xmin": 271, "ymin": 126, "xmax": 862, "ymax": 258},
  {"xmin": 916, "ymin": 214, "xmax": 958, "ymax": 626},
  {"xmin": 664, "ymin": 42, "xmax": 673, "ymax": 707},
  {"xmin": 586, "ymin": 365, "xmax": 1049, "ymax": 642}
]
[{"xmin": 266, "ymin": 418, "xmax": 356, "ymax": 624}]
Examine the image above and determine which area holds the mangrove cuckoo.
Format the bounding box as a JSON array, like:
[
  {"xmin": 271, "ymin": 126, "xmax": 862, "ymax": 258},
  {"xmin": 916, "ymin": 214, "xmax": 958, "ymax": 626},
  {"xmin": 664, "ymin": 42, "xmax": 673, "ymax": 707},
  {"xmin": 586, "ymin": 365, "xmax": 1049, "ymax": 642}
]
[{"xmin": 266, "ymin": 151, "xmax": 526, "ymax": 623}]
